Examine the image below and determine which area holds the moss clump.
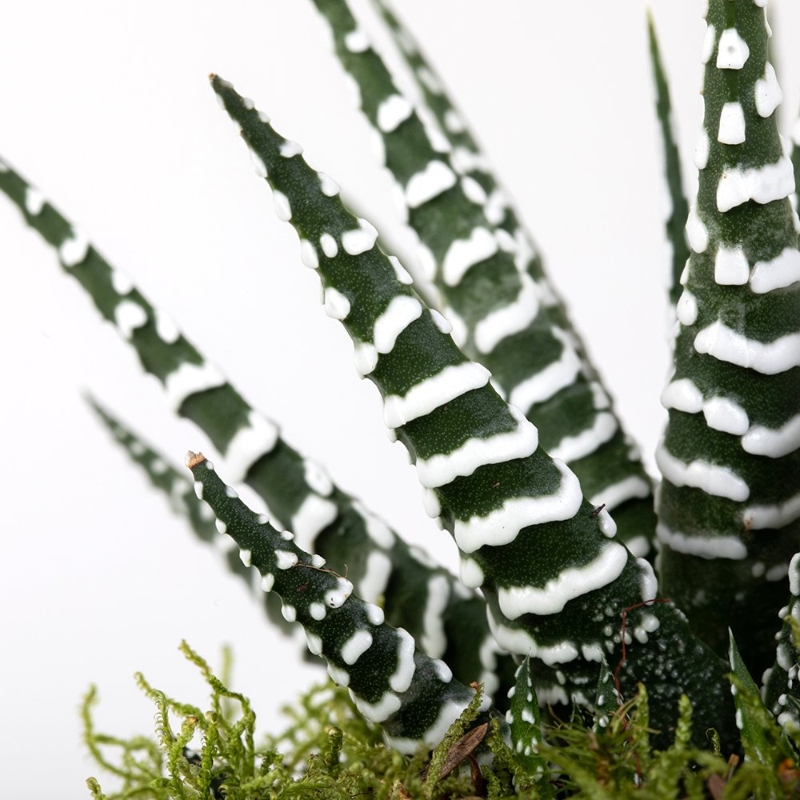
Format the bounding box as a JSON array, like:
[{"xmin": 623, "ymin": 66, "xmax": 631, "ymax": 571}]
[{"xmin": 83, "ymin": 643, "xmax": 800, "ymax": 799}]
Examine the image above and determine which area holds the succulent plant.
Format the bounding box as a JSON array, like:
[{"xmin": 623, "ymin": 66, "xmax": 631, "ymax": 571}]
[{"xmin": 4, "ymin": 0, "xmax": 800, "ymax": 792}]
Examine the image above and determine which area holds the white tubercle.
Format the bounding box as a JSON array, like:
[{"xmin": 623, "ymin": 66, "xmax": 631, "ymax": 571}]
[
  {"xmin": 387, "ymin": 255, "xmax": 414, "ymax": 284},
  {"xmin": 325, "ymin": 577, "xmax": 354, "ymax": 608},
  {"xmin": 271, "ymin": 190, "xmax": 292, "ymax": 221},
  {"xmin": 365, "ymin": 603, "xmax": 385, "ymax": 626},
  {"xmin": 656, "ymin": 523, "xmax": 747, "ymax": 560},
  {"xmin": 429, "ymin": 309, "xmax": 452, "ymax": 334},
  {"xmin": 444, "ymin": 108, "xmax": 465, "ymax": 133},
  {"xmin": 703, "ymin": 396, "xmax": 750, "ymax": 435},
  {"xmin": 596, "ymin": 508, "xmax": 617, "ymax": 537},
  {"xmin": 718, "ymin": 102, "xmax": 746, "ymax": 145},
  {"xmin": 275, "ymin": 550, "xmax": 299, "ymax": 570},
  {"xmin": 638, "ymin": 558, "xmax": 659, "ymax": 602},
  {"xmin": 694, "ymin": 129, "xmax": 710, "ymax": 170},
  {"xmin": 114, "ymin": 300, "xmax": 148, "ymax": 339},
  {"xmin": 676, "ymin": 290, "xmax": 698, "ymax": 326},
  {"xmin": 25, "ymin": 187, "xmax": 46, "ymax": 215},
  {"xmin": 261, "ymin": 573, "xmax": 275, "ymax": 592},
  {"xmin": 249, "ymin": 148, "xmax": 268, "ymax": 178},
  {"xmin": 164, "ymin": 361, "xmax": 226, "ymax": 411},
  {"xmin": 474, "ymin": 273, "xmax": 539, "ymax": 354},
  {"xmin": 309, "ymin": 602, "xmax": 326, "ymax": 621},
  {"xmin": 414, "ymin": 404, "xmax": 538, "ymax": 489},
  {"xmin": 420, "ymin": 575, "xmax": 450, "ymax": 659},
  {"xmin": 742, "ymin": 414, "xmax": 800, "ymax": 458},
  {"xmin": 154, "ymin": 309, "xmax": 180, "ymax": 344},
  {"xmin": 318, "ymin": 173, "xmax": 340, "ymax": 197},
  {"xmin": 685, "ymin": 204, "xmax": 709, "ymax": 253},
  {"xmin": 790, "ymin": 553, "xmax": 800, "ymax": 596},
  {"xmin": 373, "ymin": 295, "xmax": 423, "ymax": 354},
  {"xmin": 508, "ymin": 328, "xmax": 582, "ymax": 415},
  {"xmin": 405, "ymin": 160, "xmax": 457, "ymax": 209},
  {"xmin": 281, "ymin": 603, "xmax": 296, "ymax": 622},
  {"xmin": 442, "ymin": 226, "xmax": 498, "ymax": 286},
  {"xmin": 215, "ymin": 519, "xmax": 227, "ymax": 534},
  {"xmin": 279, "ymin": 140, "xmax": 303, "ymax": 158},
  {"xmin": 442, "ymin": 304, "xmax": 467, "ymax": 346},
  {"xmin": 459, "ymin": 557, "xmax": 485, "ymax": 589},
  {"xmin": 303, "ymin": 459, "xmax": 333, "ymax": 496},
  {"xmin": 342, "ymin": 219, "xmax": 379, "ymax": 255},
  {"xmin": 344, "ymin": 28, "xmax": 369, "ymax": 53},
  {"xmin": 694, "ymin": 320, "xmax": 800, "ymax": 374},
  {"xmin": 389, "ymin": 628, "xmax": 416, "ymax": 693},
  {"xmin": 320, "ymin": 233, "xmax": 338, "ymax": 258},
  {"xmin": 755, "ymin": 62, "xmax": 782, "ymax": 118},
  {"xmin": 743, "ymin": 492, "xmax": 800, "ymax": 530},
  {"xmin": 358, "ymin": 551, "xmax": 392, "ymax": 602},
  {"xmin": 377, "ymin": 94, "xmax": 413, "ymax": 133},
  {"xmin": 354, "ymin": 342, "xmax": 379, "ymax": 376},
  {"xmin": 661, "ymin": 377, "xmax": 703, "ymax": 413},
  {"xmin": 655, "ymin": 441, "xmax": 749, "ymax": 502},
  {"xmin": 485, "ymin": 188, "xmax": 509, "ymax": 225},
  {"xmin": 383, "ymin": 362, "xmax": 491, "ymax": 428},
  {"xmin": 550, "ymin": 412, "xmax": 618, "ymax": 464},
  {"xmin": 717, "ymin": 156, "xmax": 795, "ymax": 212},
  {"xmin": 327, "ymin": 663, "xmax": 350, "ymax": 687},
  {"xmin": 299, "ymin": 239, "xmax": 319, "ymax": 269},
  {"xmin": 715, "ymin": 245, "xmax": 749, "ymax": 285},
  {"xmin": 461, "ymin": 175, "xmax": 488, "ymax": 205},
  {"xmin": 700, "ymin": 23, "xmax": 716, "ymax": 64},
  {"xmin": 589, "ymin": 475, "xmax": 651, "ymax": 512},
  {"xmin": 716, "ymin": 28, "xmax": 750, "ymax": 69},
  {"xmin": 59, "ymin": 229, "xmax": 91, "ymax": 267},
  {"xmin": 111, "ymin": 269, "xmax": 134, "ymax": 295},
  {"xmin": 223, "ymin": 411, "xmax": 279, "ymax": 482},
  {"xmin": 750, "ymin": 247, "xmax": 800, "ymax": 293},
  {"xmin": 323, "ymin": 287, "xmax": 351, "ymax": 320},
  {"xmin": 340, "ymin": 630, "xmax": 374, "ymax": 665},
  {"xmin": 416, "ymin": 65, "xmax": 443, "ymax": 95},
  {"xmin": 305, "ymin": 630, "xmax": 323, "ymax": 656},
  {"xmin": 497, "ymin": 543, "xmax": 628, "ymax": 619},
  {"xmin": 291, "ymin": 494, "xmax": 338, "ymax": 552},
  {"xmin": 421, "ymin": 487, "xmax": 441, "ymax": 518},
  {"xmin": 454, "ymin": 459, "xmax": 583, "ymax": 554}
]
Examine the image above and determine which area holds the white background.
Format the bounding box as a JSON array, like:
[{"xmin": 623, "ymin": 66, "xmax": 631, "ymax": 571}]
[{"xmin": 1, "ymin": 1, "xmax": 798, "ymax": 795}]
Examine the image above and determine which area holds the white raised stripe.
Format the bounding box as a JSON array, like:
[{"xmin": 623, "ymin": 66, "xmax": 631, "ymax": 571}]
[
  {"xmin": 487, "ymin": 612, "xmax": 579, "ymax": 665},
  {"xmin": 389, "ymin": 628, "xmax": 416, "ymax": 692},
  {"xmin": 454, "ymin": 458, "xmax": 583, "ymax": 553},
  {"xmin": 694, "ymin": 320, "xmax": 800, "ymax": 374},
  {"xmin": 549, "ymin": 412, "xmax": 617, "ymax": 463},
  {"xmin": 373, "ymin": 295, "xmax": 423, "ymax": 354},
  {"xmin": 384, "ymin": 699, "xmax": 470, "ymax": 754},
  {"xmin": 589, "ymin": 475, "xmax": 651, "ymax": 511},
  {"xmin": 657, "ymin": 523, "xmax": 747, "ymax": 560},
  {"xmin": 223, "ymin": 410, "xmax": 280, "ymax": 482},
  {"xmin": 415, "ymin": 404, "xmax": 538, "ymax": 488},
  {"xmin": 442, "ymin": 227, "xmax": 498, "ymax": 286},
  {"xmin": 700, "ymin": 23, "xmax": 716, "ymax": 64},
  {"xmin": 353, "ymin": 690, "xmax": 401, "ymax": 724},
  {"xmin": 290, "ymin": 494, "xmax": 338, "ymax": 551},
  {"xmin": 164, "ymin": 361, "xmax": 226, "ymax": 411},
  {"xmin": 655, "ymin": 441, "xmax": 749, "ymax": 502},
  {"xmin": 742, "ymin": 414, "xmax": 800, "ymax": 458},
  {"xmin": 755, "ymin": 62, "xmax": 782, "ymax": 118},
  {"xmin": 703, "ymin": 396, "xmax": 749, "ymax": 435},
  {"xmin": 342, "ymin": 219, "xmax": 379, "ymax": 255},
  {"xmin": 694, "ymin": 129, "xmax": 710, "ymax": 169},
  {"xmin": 717, "ymin": 156, "xmax": 794, "ymax": 212},
  {"xmin": 507, "ymin": 328, "xmax": 582, "ymax": 414},
  {"xmin": 405, "ymin": 160, "xmax": 457, "ymax": 209},
  {"xmin": 661, "ymin": 377, "xmax": 703, "ymax": 413},
  {"xmin": 357, "ymin": 550, "xmax": 392, "ymax": 603},
  {"xmin": 377, "ymin": 94, "xmax": 413, "ymax": 133},
  {"xmin": 341, "ymin": 630, "xmax": 374, "ymax": 665},
  {"xmin": 420, "ymin": 575, "xmax": 450, "ymax": 659},
  {"xmin": 474, "ymin": 273, "xmax": 539, "ymax": 354},
  {"xmin": 383, "ymin": 362, "xmax": 491, "ymax": 428},
  {"xmin": 750, "ymin": 247, "xmax": 800, "ymax": 293},
  {"xmin": 497, "ymin": 542, "xmax": 628, "ymax": 619}
]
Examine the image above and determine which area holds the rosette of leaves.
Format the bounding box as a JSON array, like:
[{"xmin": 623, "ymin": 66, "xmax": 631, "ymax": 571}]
[{"xmin": 3, "ymin": 0, "xmax": 800, "ymax": 775}]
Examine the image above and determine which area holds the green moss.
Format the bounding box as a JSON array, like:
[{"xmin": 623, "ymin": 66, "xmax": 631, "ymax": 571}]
[{"xmin": 83, "ymin": 644, "xmax": 800, "ymax": 799}]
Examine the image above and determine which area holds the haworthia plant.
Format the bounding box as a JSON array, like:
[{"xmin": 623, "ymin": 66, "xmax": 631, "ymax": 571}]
[
  {"xmin": 655, "ymin": 0, "xmax": 800, "ymax": 678},
  {"xmin": 4, "ymin": 0, "xmax": 800, "ymax": 771}
]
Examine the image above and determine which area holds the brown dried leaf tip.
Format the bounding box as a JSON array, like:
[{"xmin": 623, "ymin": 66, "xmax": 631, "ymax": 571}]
[{"xmin": 185, "ymin": 450, "xmax": 207, "ymax": 469}]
